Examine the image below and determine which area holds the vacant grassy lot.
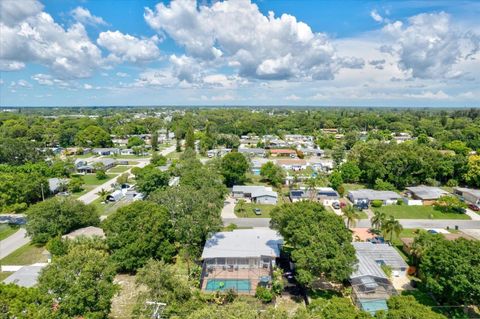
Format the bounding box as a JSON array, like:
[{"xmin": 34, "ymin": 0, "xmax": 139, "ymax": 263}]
[
  {"xmin": 234, "ymin": 203, "xmax": 276, "ymax": 218},
  {"xmin": 343, "ymin": 183, "xmax": 368, "ymax": 193},
  {"xmin": 108, "ymin": 165, "xmax": 131, "ymax": 173},
  {"xmin": 0, "ymin": 272, "xmax": 13, "ymax": 281},
  {"xmin": 0, "ymin": 224, "xmax": 19, "ymax": 241},
  {"xmin": 375, "ymin": 205, "xmax": 470, "ymax": 220},
  {"xmin": 0, "ymin": 243, "xmax": 48, "ymax": 265}
]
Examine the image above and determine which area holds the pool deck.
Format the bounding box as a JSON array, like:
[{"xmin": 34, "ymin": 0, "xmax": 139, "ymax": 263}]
[{"xmin": 201, "ymin": 267, "xmax": 271, "ymax": 294}]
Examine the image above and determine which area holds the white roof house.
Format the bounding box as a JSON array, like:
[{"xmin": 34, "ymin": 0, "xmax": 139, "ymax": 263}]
[
  {"xmin": 62, "ymin": 226, "xmax": 105, "ymax": 240},
  {"xmin": 352, "ymin": 242, "xmax": 408, "ymax": 273},
  {"xmin": 232, "ymin": 185, "xmax": 275, "ymax": 198},
  {"xmin": 405, "ymin": 186, "xmax": 448, "ymax": 200},
  {"xmin": 348, "ymin": 189, "xmax": 401, "ymax": 203},
  {"xmin": 201, "ymin": 228, "xmax": 283, "ymax": 259}
]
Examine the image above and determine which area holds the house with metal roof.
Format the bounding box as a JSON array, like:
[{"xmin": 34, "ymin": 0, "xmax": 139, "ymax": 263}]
[
  {"xmin": 405, "ymin": 186, "xmax": 448, "ymax": 205},
  {"xmin": 350, "ymin": 242, "xmax": 407, "ymax": 315},
  {"xmin": 289, "ymin": 187, "xmax": 339, "ymax": 203},
  {"xmin": 238, "ymin": 148, "xmax": 267, "ymax": 157},
  {"xmin": 348, "ymin": 189, "xmax": 402, "ymax": 205},
  {"xmin": 232, "ymin": 185, "xmax": 278, "ymax": 204},
  {"xmin": 453, "ymin": 187, "xmax": 480, "ymax": 206},
  {"xmin": 200, "ymin": 228, "xmax": 283, "ymax": 295}
]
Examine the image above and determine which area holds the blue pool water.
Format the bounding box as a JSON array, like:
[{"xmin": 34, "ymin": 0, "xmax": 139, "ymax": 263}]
[{"xmin": 205, "ymin": 279, "xmax": 251, "ymax": 292}]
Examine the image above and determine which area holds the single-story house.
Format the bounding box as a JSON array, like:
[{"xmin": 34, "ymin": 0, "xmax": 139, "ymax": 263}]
[
  {"xmin": 76, "ymin": 158, "xmax": 116, "ymax": 173},
  {"xmin": 309, "ymin": 159, "xmax": 334, "ymax": 172},
  {"xmin": 125, "ymin": 188, "xmax": 144, "ymax": 201},
  {"xmin": 48, "ymin": 178, "xmax": 69, "ymax": 194},
  {"xmin": 238, "ymin": 148, "xmax": 267, "ymax": 158},
  {"xmin": 3, "ymin": 264, "xmax": 47, "ymax": 288},
  {"xmin": 276, "ymin": 159, "xmax": 307, "ymax": 171},
  {"xmin": 62, "ymin": 226, "xmax": 105, "ymax": 240},
  {"xmin": 405, "ymin": 186, "xmax": 448, "ymax": 205},
  {"xmin": 350, "ymin": 242, "xmax": 408, "ymax": 314},
  {"xmin": 289, "ymin": 187, "xmax": 339, "ymax": 203},
  {"xmin": 91, "ymin": 148, "xmax": 120, "ymax": 156},
  {"xmin": 251, "ymin": 160, "xmax": 262, "ymax": 175},
  {"xmin": 298, "ymin": 148, "xmax": 324, "ymax": 157},
  {"xmin": 453, "ymin": 187, "xmax": 480, "ymax": 206},
  {"xmin": 232, "ymin": 185, "xmax": 278, "ymax": 205},
  {"xmin": 269, "ymin": 149, "xmax": 296, "ymax": 158},
  {"xmin": 120, "ymin": 148, "xmax": 135, "ymax": 155},
  {"xmin": 200, "ymin": 228, "xmax": 283, "ymax": 295},
  {"xmin": 112, "ymin": 138, "xmax": 129, "ymax": 147},
  {"xmin": 348, "ymin": 189, "xmax": 401, "ymax": 206}
]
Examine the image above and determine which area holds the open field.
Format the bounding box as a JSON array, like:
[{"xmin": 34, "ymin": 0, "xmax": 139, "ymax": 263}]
[
  {"xmin": 375, "ymin": 205, "xmax": 470, "ymax": 220},
  {"xmin": 0, "ymin": 224, "xmax": 19, "ymax": 241},
  {"xmin": 0, "ymin": 243, "xmax": 47, "ymax": 265}
]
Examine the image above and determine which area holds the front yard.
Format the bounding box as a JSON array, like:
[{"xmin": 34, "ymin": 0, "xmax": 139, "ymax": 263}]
[
  {"xmin": 375, "ymin": 205, "xmax": 471, "ymax": 220},
  {"xmin": 0, "ymin": 224, "xmax": 19, "ymax": 241},
  {"xmin": 0, "ymin": 243, "xmax": 48, "ymax": 265},
  {"xmin": 234, "ymin": 203, "xmax": 276, "ymax": 218}
]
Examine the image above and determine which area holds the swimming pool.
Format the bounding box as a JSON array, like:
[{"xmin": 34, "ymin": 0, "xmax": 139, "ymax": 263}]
[{"xmin": 205, "ymin": 279, "xmax": 251, "ymax": 293}]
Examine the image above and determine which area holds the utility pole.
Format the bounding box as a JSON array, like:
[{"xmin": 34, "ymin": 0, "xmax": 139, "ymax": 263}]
[
  {"xmin": 145, "ymin": 301, "xmax": 166, "ymax": 319},
  {"xmin": 41, "ymin": 183, "xmax": 45, "ymax": 201}
]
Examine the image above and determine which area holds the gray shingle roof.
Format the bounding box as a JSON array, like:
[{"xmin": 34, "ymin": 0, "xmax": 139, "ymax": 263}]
[
  {"xmin": 3, "ymin": 265, "xmax": 46, "ymax": 287},
  {"xmin": 348, "ymin": 189, "xmax": 401, "ymax": 201},
  {"xmin": 352, "ymin": 242, "xmax": 408, "ymax": 271}
]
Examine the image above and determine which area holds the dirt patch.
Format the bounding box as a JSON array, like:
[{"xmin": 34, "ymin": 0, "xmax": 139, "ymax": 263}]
[{"xmin": 110, "ymin": 274, "xmax": 146, "ymax": 318}]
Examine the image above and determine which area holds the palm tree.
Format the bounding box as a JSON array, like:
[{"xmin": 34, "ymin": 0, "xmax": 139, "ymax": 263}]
[
  {"xmin": 236, "ymin": 199, "xmax": 247, "ymax": 217},
  {"xmin": 96, "ymin": 188, "xmax": 108, "ymax": 202},
  {"xmin": 370, "ymin": 210, "xmax": 387, "ymax": 230},
  {"xmin": 306, "ymin": 177, "xmax": 318, "ymax": 201},
  {"xmin": 342, "ymin": 205, "xmax": 361, "ymax": 228},
  {"xmin": 382, "ymin": 216, "xmax": 403, "ymax": 243}
]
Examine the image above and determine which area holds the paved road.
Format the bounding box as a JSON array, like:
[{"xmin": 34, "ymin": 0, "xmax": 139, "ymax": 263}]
[
  {"xmin": 223, "ymin": 217, "xmax": 480, "ymax": 229},
  {"xmin": 78, "ymin": 145, "xmax": 176, "ymax": 204},
  {"xmin": 0, "ymin": 229, "xmax": 30, "ymax": 259}
]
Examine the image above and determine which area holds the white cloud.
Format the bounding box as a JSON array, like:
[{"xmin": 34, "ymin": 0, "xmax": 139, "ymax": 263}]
[
  {"xmin": 97, "ymin": 30, "xmax": 160, "ymax": 63},
  {"xmin": 71, "ymin": 7, "xmax": 107, "ymax": 26},
  {"xmin": 285, "ymin": 94, "xmax": 301, "ymax": 101},
  {"xmin": 370, "ymin": 10, "xmax": 384, "ymax": 23},
  {"xmin": 83, "ymin": 83, "xmax": 93, "ymax": 90},
  {"xmin": 0, "ymin": 11, "xmax": 103, "ymax": 78},
  {"xmin": 116, "ymin": 72, "xmax": 128, "ymax": 77},
  {"xmin": 144, "ymin": 0, "xmax": 357, "ymax": 81},
  {"xmin": 382, "ymin": 12, "xmax": 479, "ymax": 79},
  {"xmin": 31, "ymin": 73, "xmax": 69, "ymax": 87},
  {"xmin": 211, "ymin": 94, "xmax": 235, "ymax": 101},
  {"xmin": 0, "ymin": 0, "xmax": 43, "ymax": 26},
  {"xmin": 0, "ymin": 60, "xmax": 25, "ymax": 71}
]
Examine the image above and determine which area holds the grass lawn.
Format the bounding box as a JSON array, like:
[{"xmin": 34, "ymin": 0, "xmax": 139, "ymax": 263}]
[
  {"xmin": 92, "ymin": 197, "xmax": 129, "ymax": 216},
  {"xmin": 0, "ymin": 224, "xmax": 20, "ymax": 241},
  {"xmin": 376, "ymin": 205, "xmax": 471, "ymax": 220},
  {"xmin": 235, "ymin": 203, "xmax": 276, "ymax": 218},
  {"xmin": 356, "ymin": 210, "xmax": 369, "ymax": 219},
  {"xmin": 0, "ymin": 272, "xmax": 13, "ymax": 281},
  {"xmin": 81, "ymin": 174, "xmax": 117, "ymax": 186},
  {"xmin": 108, "ymin": 165, "xmax": 131, "ymax": 173},
  {"xmin": 166, "ymin": 151, "xmax": 182, "ymax": 159},
  {"xmin": 0, "ymin": 243, "xmax": 48, "ymax": 265}
]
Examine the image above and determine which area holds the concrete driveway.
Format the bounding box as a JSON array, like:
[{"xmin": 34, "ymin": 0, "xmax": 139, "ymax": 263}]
[
  {"xmin": 0, "ymin": 228, "xmax": 30, "ymax": 259},
  {"xmin": 221, "ymin": 197, "xmax": 237, "ymax": 219}
]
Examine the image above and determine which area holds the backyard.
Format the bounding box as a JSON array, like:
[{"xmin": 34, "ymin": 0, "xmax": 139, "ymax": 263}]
[{"xmin": 375, "ymin": 205, "xmax": 471, "ymax": 220}]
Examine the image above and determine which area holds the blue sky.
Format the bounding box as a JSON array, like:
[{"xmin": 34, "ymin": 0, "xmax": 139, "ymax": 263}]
[{"xmin": 0, "ymin": 0, "xmax": 479, "ymax": 107}]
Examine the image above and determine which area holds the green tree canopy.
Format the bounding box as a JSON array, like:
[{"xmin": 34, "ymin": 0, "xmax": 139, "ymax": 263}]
[
  {"xmin": 75, "ymin": 125, "xmax": 112, "ymax": 147},
  {"xmin": 132, "ymin": 164, "xmax": 170, "ymax": 196},
  {"xmin": 127, "ymin": 136, "xmax": 145, "ymax": 148},
  {"xmin": 103, "ymin": 201, "xmax": 176, "ymax": 272},
  {"xmin": 38, "ymin": 244, "xmax": 117, "ymax": 319},
  {"xmin": 25, "ymin": 197, "xmax": 99, "ymax": 244},
  {"xmin": 270, "ymin": 202, "xmax": 356, "ymax": 286},
  {"xmin": 220, "ymin": 152, "xmax": 249, "ymax": 187},
  {"xmin": 260, "ymin": 161, "xmax": 285, "ymax": 187}
]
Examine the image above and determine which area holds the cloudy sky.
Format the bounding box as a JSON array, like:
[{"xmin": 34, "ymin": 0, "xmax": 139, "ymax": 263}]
[{"xmin": 0, "ymin": 0, "xmax": 479, "ymax": 107}]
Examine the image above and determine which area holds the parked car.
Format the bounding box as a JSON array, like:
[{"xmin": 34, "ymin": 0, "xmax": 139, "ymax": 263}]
[
  {"xmin": 254, "ymin": 208, "xmax": 262, "ymax": 215},
  {"xmin": 332, "ymin": 202, "xmax": 340, "ymax": 209},
  {"xmin": 468, "ymin": 203, "xmax": 480, "ymax": 211}
]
